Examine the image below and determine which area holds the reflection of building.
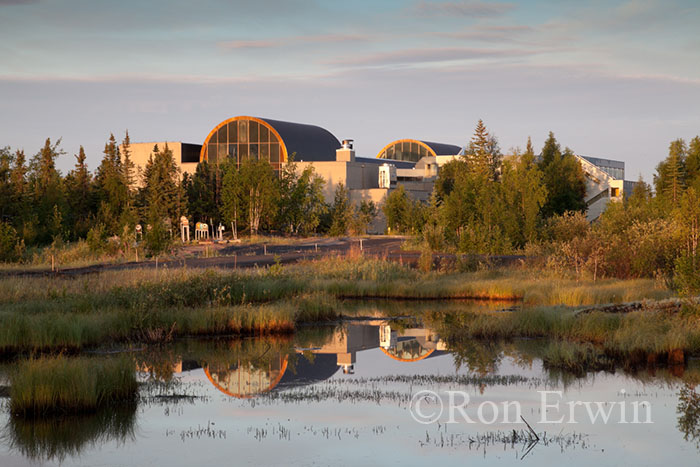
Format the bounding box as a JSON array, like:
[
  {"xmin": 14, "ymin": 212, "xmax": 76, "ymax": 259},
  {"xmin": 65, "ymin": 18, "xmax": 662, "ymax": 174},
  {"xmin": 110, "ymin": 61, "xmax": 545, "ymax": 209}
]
[
  {"xmin": 157, "ymin": 323, "xmax": 447, "ymax": 398},
  {"xmin": 204, "ymin": 355, "xmax": 288, "ymax": 398}
]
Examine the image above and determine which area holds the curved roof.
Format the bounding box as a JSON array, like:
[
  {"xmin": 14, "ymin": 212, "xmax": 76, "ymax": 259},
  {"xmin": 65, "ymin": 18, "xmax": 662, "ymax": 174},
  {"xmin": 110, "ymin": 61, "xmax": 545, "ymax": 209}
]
[
  {"xmin": 200, "ymin": 116, "xmax": 341, "ymax": 163},
  {"xmin": 377, "ymin": 138, "xmax": 462, "ymax": 162}
]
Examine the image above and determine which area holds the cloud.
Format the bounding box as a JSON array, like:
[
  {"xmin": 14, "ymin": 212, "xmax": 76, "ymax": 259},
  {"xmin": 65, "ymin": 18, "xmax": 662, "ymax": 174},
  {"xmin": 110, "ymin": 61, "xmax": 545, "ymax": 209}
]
[
  {"xmin": 219, "ymin": 33, "xmax": 370, "ymax": 50},
  {"xmin": 412, "ymin": 1, "xmax": 515, "ymax": 17},
  {"xmin": 324, "ymin": 46, "xmax": 535, "ymax": 67},
  {"xmin": 436, "ymin": 24, "xmax": 534, "ymax": 42}
]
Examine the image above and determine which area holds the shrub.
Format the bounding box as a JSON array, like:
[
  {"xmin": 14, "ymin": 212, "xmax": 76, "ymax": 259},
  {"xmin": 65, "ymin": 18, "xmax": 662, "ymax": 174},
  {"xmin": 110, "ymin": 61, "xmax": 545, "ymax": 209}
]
[
  {"xmin": 86, "ymin": 223, "xmax": 107, "ymax": 253},
  {"xmin": 0, "ymin": 222, "xmax": 22, "ymax": 262}
]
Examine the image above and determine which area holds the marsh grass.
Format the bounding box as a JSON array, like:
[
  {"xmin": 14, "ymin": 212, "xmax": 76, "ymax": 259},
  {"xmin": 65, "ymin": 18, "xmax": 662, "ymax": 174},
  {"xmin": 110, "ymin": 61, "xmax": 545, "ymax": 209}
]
[
  {"xmin": 9, "ymin": 356, "xmax": 137, "ymax": 416},
  {"xmin": 0, "ymin": 256, "xmax": 676, "ymax": 355},
  {"xmin": 437, "ymin": 306, "xmax": 700, "ymax": 358}
]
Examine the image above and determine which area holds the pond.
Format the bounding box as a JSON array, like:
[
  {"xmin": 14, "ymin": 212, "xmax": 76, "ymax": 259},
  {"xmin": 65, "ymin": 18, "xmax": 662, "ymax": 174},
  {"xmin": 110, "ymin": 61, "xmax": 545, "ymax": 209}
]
[{"xmin": 1, "ymin": 301, "xmax": 699, "ymax": 466}]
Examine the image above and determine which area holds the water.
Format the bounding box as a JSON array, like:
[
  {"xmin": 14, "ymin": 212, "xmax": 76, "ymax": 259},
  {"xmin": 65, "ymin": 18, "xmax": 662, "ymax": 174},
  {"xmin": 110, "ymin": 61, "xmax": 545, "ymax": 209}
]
[{"xmin": 1, "ymin": 302, "xmax": 699, "ymax": 466}]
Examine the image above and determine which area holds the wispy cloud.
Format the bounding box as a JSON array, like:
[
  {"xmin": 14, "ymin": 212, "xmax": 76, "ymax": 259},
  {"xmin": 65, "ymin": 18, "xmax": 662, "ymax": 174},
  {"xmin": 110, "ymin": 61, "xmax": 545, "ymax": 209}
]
[
  {"xmin": 412, "ymin": 0, "xmax": 515, "ymax": 17},
  {"xmin": 325, "ymin": 46, "xmax": 535, "ymax": 67},
  {"xmin": 436, "ymin": 24, "xmax": 534, "ymax": 42},
  {"xmin": 219, "ymin": 33, "xmax": 370, "ymax": 50}
]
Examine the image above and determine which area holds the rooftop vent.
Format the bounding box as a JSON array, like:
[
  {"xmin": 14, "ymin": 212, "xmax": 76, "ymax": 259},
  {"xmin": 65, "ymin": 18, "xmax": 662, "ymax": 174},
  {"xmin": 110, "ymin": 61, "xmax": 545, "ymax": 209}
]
[{"xmin": 341, "ymin": 139, "xmax": 354, "ymax": 149}]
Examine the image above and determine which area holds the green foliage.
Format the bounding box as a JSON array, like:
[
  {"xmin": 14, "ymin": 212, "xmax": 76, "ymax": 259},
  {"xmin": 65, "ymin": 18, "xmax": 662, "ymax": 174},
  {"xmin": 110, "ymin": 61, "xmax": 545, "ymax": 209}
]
[
  {"xmin": 10, "ymin": 356, "xmax": 137, "ymax": 416},
  {"xmin": 86, "ymin": 223, "xmax": 108, "ymax": 253},
  {"xmin": 329, "ymin": 182, "xmax": 351, "ymax": 236},
  {"xmin": 655, "ymin": 138, "xmax": 687, "ymax": 207},
  {"xmin": 0, "ymin": 222, "xmax": 22, "ymax": 262},
  {"xmin": 95, "ymin": 134, "xmax": 129, "ymax": 236},
  {"xmin": 277, "ymin": 156, "xmax": 327, "ymax": 235},
  {"xmin": 184, "ymin": 160, "xmax": 219, "ymax": 224},
  {"xmin": 539, "ymin": 134, "xmax": 586, "ymax": 217},
  {"xmin": 144, "ymin": 218, "xmax": 172, "ymax": 257},
  {"xmin": 141, "ymin": 143, "xmax": 184, "ymax": 227}
]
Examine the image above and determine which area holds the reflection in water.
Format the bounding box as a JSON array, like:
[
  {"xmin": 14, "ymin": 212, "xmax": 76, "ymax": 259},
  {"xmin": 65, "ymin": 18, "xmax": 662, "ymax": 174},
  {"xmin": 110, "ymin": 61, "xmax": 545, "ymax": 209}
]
[
  {"xmin": 2, "ymin": 404, "xmax": 136, "ymax": 463},
  {"xmin": 6, "ymin": 299, "xmax": 700, "ymax": 465},
  {"xmin": 678, "ymin": 384, "xmax": 700, "ymax": 447}
]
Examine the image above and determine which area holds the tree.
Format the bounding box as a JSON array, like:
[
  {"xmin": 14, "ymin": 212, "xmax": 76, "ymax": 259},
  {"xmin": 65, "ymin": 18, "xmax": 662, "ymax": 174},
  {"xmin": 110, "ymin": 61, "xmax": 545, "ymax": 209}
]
[
  {"xmin": 276, "ymin": 156, "xmax": 327, "ymax": 235},
  {"xmin": 500, "ymin": 151, "xmax": 548, "ymax": 246},
  {"xmin": 538, "ymin": 134, "xmax": 586, "ymax": 217},
  {"xmin": 383, "ymin": 185, "xmax": 412, "ymax": 234},
  {"xmin": 350, "ymin": 200, "xmax": 377, "ymax": 235},
  {"xmin": 0, "ymin": 147, "xmax": 12, "ymax": 222},
  {"xmin": 655, "ymin": 138, "xmax": 687, "ymax": 206},
  {"xmin": 95, "ymin": 134, "xmax": 129, "ymax": 235},
  {"xmin": 27, "ymin": 138, "xmax": 66, "ymax": 244},
  {"xmin": 329, "ymin": 183, "xmax": 352, "ymax": 236},
  {"xmin": 64, "ymin": 146, "xmax": 95, "ymax": 239},
  {"xmin": 221, "ymin": 159, "xmax": 242, "ymax": 240},
  {"xmin": 184, "ymin": 161, "xmax": 218, "ymax": 225},
  {"xmin": 141, "ymin": 144, "xmax": 185, "ymax": 227},
  {"xmin": 463, "ymin": 119, "xmax": 501, "ymax": 180},
  {"xmin": 687, "ymin": 136, "xmax": 700, "ymax": 190},
  {"xmin": 236, "ymin": 159, "xmax": 279, "ymax": 235}
]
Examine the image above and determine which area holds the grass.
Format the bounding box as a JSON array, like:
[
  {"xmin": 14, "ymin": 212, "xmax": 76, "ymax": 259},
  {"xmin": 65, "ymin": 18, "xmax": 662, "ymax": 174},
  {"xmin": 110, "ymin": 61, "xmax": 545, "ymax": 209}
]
[
  {"xmin": 9, "ymin": 356, "xmax": 138, "ymax": 416},
  {"xmin": 0, "ymin": 256, "xmax": 676, "ymax": 355},
  {"xmin": 434, "ymin": 305, "xmax": 700, "ymax": 359}
]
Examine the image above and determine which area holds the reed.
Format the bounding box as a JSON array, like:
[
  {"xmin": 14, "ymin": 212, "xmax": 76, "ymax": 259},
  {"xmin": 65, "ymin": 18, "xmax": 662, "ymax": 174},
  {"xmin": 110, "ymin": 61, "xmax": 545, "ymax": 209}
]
[{"xmin": 9, "ymin": 356, "xmax": 137, "ymax": 416}]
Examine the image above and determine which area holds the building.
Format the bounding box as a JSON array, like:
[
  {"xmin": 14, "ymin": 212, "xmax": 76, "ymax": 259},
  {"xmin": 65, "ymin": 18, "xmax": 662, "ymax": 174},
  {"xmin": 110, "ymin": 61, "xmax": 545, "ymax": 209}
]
[
  {"xmin": 126, "ymin": 115, "xmax": 636, "ymax": 227},
  {"xmin": 122, "ymin": 141, "xmax": 200, "ymax": 187},
  {"xmin": 575, "ymin": 155, "xmax": 630, "ymax": 222}
]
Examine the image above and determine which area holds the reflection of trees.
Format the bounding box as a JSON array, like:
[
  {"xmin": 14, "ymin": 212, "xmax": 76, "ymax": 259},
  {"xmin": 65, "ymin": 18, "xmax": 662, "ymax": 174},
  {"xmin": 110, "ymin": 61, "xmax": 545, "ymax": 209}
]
[
  {"xmin": 2, "ymin": 404, "xmax": 136, "ymax": 463},
  {"xmin": 678, "ymin": 384, "xmax": 700, "ymax": 447},
  {"xmin": 450, "ymin": 340, "xmax": 504, "ymax": 376}
]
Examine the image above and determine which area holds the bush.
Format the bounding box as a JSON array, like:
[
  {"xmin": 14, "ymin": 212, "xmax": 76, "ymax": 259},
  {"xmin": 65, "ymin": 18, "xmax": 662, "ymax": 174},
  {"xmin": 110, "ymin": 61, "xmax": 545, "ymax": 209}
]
[
  {"xmin": 674, "ymin": 256, "xmax": 700, "ymax": 296},
  {"xmin": 144, "ymin": 219, "xmax": 172, "ymax": 257},
  {"xmin": 86, "ymin": 223, "xmax": 107, "ymax": 253},
  {"xmin": 0, "ymin": 222, "xmax": 22, "ymax": 262}
]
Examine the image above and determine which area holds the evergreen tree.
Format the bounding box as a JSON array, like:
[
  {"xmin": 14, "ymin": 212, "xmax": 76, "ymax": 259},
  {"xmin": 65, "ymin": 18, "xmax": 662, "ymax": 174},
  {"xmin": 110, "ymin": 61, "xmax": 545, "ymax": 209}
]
[
  {"xmin": 27, "ymin": 138, "xmax": 65, "ymax": 243},
  {"xmin": 463, "ymin": 119, "xmax": 501, "ymax": 179},
  {"xmin": 9, "ymin": 149, "xmax": 29, "ymax": 235},
  {"xmin": 95, "ymin": 133, "xmax": 129, "ymax": 235},
  {"xmin": 184, "ymin": 161, "xmax": 218, "ymax": 224},
  {"xmin": 538, "ymin": 134, "xmax": 586, "ymax": 217},
  {"xmin": 654, "ymin": 138, "xmax": 687, "ymax": 206},
  {"xmin": 501, "ymin": 150, "xmax": 548, "ymax": 246},
  {"xmin": 64, "ymin": 146, "xmax": 95, "ymax": 239},
  {"xmin": 0, "ymin": 147, "xmax": 12, "ymax": 222},
  {"xmin": 142, "ymin": 144, "xmax": 185, "ymax": 226},
  {"xmin": 685, "ymin": 136, "xmax": 700, "ymax": 190}
]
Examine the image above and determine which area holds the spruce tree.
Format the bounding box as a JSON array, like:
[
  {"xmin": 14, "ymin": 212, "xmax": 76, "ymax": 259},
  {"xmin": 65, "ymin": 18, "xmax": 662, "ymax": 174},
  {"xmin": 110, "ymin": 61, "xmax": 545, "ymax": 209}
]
[
  {"xmin": 95, "ymin": 133, "xmax": 129, "ymax": 235},
  {"xmin": 28, "ymin": 138, "xmax": 65, "ymax": 243},
  {"xmin": 654, "ymin": 138, "xmax": 687, "ymax": 206},
  {"xmin": 64, "ymin": 146, "xmax": 95, "ymax": 239}
]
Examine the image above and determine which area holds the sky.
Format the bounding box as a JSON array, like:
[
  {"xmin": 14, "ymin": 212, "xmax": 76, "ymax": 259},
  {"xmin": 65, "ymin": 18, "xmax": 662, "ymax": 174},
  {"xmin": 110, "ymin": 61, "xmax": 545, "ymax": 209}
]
[{"xmin": 1, "ymin": 0, "xmax": 699, "ymax": 182}]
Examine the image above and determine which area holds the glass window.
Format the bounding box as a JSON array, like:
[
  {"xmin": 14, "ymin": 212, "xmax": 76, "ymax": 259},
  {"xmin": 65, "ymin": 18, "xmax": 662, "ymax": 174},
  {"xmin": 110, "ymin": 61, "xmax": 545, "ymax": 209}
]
[
  {"xmin": 386, "ymin": 146, "xmax": 394, "ymax": 159},
  {"xmin": 217, "ymin": 125, "xmax": 227, "ymax": 145},
  {"xmin": 250, "ymin": 144, "xmax": 258, "ymax": 160},
  {"xmin": 269, "ymin": 133, "xmax": 278, "ymax": 144},
  {"xmin": 249, "ymin": 121, "xmax": 259, "ymax": 143},
  {"xmin": 228, "ymin": 144, "xmax": 237, "ymax": 159},
  {"xmin": 208, "ymin": 144, "xmax": 217, "ymax": 163},
  {"xmin": 239, "ymin": 143, "xmax": 248, "ymax": 161},
  {"xmin": 209, "ymin": 132, "xmax": 217, "ymax": 144},
  {"xmin": 217, "ymin": 143, "xmax": 227, "ymax": 162},
  {"xmin": 420, "ymin": 144, "xmax": 428, "ymax": 158},
  {"xmin": 238, "ymin": 120, "xmax": 248, "ymax": 144},
  {"xmin": 270, "ymin": 143, "xmax": 279, "ymax": 163},
  {"xmin": 260, "ymin": 143, "xmax": 269, "ymax": 161},
  {"xmin": 227, "ymin": 122, "xmax": 238, "ymax": 143},
  {"xmin": 260, "ymin": 125, "xmax": 269, "ymax": 143}
]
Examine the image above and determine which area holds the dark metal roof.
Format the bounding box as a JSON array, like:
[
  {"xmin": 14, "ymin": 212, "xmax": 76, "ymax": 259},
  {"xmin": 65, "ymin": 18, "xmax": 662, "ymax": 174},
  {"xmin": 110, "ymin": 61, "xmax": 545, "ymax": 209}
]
[
  {"xmin": 260, "ymin": 117, "xmax": 341, "ymax": 162},
  {"xmin": 419, "ymin": 140, "xmax": 462, "ymax": 156},
  {"xmin": 356, "ymin": 157, "xmax": 415, "ymax": 168}
]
